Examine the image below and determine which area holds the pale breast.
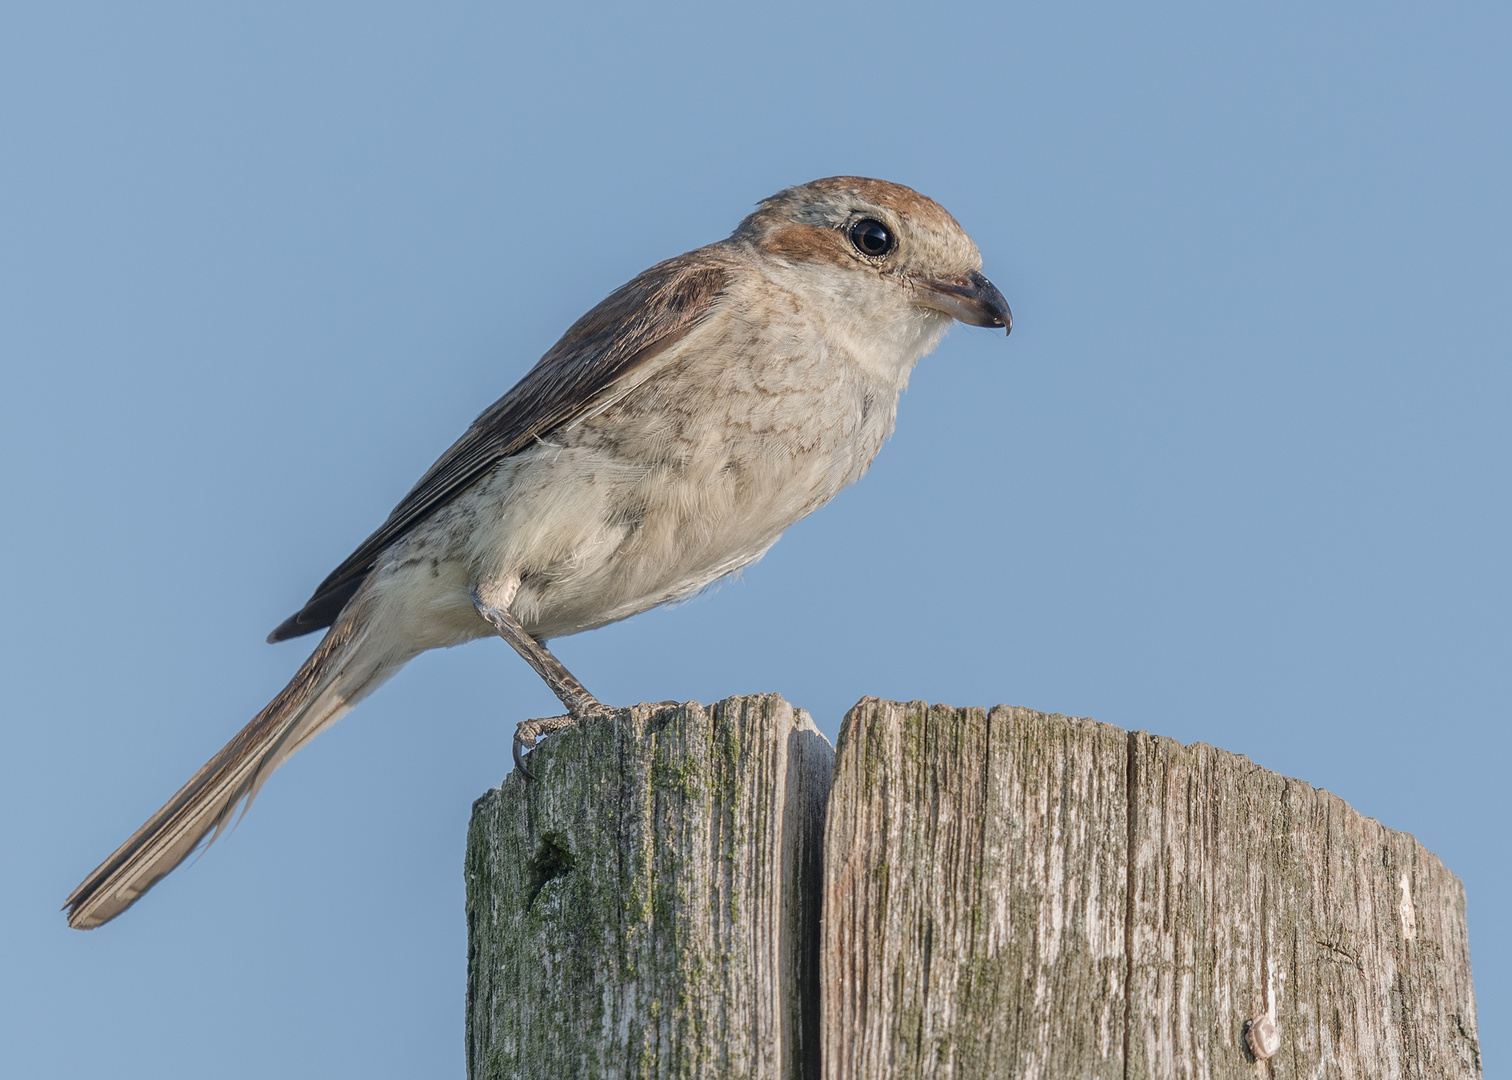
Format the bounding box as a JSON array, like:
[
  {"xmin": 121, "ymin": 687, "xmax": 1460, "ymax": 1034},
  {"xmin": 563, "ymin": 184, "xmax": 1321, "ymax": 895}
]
[{"xmin": 459, "ymin": 280, "xmax": 939, "ymax": 640}]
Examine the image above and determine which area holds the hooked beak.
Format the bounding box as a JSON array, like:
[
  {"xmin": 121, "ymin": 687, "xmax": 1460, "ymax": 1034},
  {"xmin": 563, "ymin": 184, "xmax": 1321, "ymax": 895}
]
[{"xmin": 916, "ymin": 269, "xmax": 1012, "ymax": 334}]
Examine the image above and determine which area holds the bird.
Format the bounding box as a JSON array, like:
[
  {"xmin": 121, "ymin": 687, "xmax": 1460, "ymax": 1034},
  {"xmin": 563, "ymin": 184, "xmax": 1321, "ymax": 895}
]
[{"xmin": 64, "ymin": 176, "xmax": 1010, "ymax": 930}]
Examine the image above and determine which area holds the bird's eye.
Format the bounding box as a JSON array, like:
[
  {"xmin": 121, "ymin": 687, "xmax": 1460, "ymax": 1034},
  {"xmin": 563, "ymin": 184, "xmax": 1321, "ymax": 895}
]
[{"xmin": 848, "ymin": 218, "xmax": 894, "ymax": 258}]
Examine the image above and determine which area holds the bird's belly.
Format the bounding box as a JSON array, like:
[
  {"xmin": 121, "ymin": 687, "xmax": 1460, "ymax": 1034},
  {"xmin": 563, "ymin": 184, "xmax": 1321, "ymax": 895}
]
[{"xmin": 458, "ymin": 403, "xmax": 884, "ymax": 640}]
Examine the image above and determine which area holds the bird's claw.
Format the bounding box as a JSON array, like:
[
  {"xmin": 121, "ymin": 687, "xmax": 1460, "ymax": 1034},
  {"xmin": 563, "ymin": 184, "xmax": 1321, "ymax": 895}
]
[
  {"xmin": 511, "ymin": 710, "xmax": 598, "ymax": 782},
  {"xmin": 511, "ymin": 728, "xmax": 538, "ymax": 781}
]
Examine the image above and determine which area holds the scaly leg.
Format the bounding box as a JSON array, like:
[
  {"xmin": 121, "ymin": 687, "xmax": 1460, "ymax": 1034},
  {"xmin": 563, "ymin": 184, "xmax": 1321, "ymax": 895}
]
[{"xmin": 471, "ymin": 588, "xmax": 611, "ymax": 778}]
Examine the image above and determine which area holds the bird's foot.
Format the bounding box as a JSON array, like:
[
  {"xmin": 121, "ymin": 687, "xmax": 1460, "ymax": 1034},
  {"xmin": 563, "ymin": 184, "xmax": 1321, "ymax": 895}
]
[{"xmin": 511, "ymin": 702, "xmax": 615, "ymax": 780}]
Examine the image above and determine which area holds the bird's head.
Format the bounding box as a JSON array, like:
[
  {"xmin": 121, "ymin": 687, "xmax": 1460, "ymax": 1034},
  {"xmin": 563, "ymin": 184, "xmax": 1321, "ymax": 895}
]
[{"xmin": 733, "ymin": 176, "xmax": 1011, "ymax": 346}]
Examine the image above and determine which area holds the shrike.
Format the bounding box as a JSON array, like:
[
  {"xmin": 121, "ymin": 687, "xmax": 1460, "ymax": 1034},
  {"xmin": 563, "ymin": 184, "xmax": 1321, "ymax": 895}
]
[{"xmin": 65, "ymin": 176, "xmax": 1011, "ymax": 929}]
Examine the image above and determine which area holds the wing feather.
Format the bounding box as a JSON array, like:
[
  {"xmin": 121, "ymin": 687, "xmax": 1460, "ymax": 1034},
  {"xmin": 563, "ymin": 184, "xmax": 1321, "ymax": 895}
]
[{"xmin": 268, "ymin": 251, "xmax": 732, "ymax": 642}]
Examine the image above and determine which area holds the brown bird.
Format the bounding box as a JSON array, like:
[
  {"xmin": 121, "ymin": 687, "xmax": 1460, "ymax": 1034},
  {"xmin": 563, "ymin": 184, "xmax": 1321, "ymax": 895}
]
[{"xmin": 64, "ymin": 176, "xmax": 1010, "ymax": 929}]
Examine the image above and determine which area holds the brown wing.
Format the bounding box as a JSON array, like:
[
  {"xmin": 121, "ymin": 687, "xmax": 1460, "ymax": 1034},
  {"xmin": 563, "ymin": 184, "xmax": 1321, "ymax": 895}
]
[{"xmin": 267, "ymin": 251, "xmax": 732, "ymax": 642}]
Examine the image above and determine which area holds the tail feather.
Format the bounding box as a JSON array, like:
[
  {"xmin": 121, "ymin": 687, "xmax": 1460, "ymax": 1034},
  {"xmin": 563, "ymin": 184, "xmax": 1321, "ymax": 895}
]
[{"xmin": 64, "ymin": 610, "xmax": 385, "ymax": 930}]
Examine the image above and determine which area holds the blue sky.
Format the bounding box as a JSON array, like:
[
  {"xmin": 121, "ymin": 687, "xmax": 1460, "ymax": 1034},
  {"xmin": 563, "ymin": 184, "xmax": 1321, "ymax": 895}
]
[{"xmin": 3, "ymin": 2, "xmax": 1508, "ymax": 1075}]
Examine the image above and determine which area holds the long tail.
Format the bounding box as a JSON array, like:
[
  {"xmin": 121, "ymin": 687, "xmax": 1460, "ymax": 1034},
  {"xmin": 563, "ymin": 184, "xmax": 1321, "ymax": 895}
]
[{"xmin": 64, "ymin": 601, "xmax": 402, "ymax": 929}]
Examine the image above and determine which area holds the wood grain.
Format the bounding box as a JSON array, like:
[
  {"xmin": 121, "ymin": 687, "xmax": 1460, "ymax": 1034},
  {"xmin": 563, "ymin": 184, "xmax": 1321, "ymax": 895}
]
[
  {"xmin": 1125, "ymin": 729, "xmax": 1481, "ymax": 1078},
  {"xmin": 465, "ymin": 695, "xmax": 833, "ymax": 1080},
  {"xmin": 821, "ymin": 699, "xmax": 1481, "ymax": 1079},
  {"xmin": 466, "ymin": 695, "xmax": 1480, "ymax": 1078}
]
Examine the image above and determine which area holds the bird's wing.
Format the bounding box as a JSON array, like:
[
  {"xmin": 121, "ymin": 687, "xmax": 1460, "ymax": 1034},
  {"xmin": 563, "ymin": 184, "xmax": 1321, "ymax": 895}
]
[{"xmin": 268, "ymin": 250, "xmax": 732, "ymax": 642}]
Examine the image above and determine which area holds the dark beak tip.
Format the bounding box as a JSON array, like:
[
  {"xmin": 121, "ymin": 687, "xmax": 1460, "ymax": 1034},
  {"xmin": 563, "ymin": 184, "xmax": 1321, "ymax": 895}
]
[
  {"xmin": 917, "ymin": 269, "xmax": 1012, "ymax": 334},
  {"xmin": 971, "ymin": 270, "xmax": 1012, "ymax": 335}
]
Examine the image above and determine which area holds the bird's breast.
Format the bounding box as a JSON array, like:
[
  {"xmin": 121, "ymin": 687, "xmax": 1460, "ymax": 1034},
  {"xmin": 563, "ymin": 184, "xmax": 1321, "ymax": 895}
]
[{"xmin": 473, "ymin": 325, "xmax": 897, "ymax": 636}]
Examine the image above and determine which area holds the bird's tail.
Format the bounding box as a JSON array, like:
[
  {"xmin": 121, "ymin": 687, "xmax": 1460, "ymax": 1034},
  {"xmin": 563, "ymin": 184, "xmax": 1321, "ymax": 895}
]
[{"xmin": 64, "ymin": 600, "xmax": 402, "ymax": 929}]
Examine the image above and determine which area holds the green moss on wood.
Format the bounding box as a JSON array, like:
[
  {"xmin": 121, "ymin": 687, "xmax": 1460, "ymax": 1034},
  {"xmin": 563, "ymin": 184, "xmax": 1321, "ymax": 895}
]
[{"xmin": 466, "ymin": 696, "xmax": 833, "ymax": 1080}]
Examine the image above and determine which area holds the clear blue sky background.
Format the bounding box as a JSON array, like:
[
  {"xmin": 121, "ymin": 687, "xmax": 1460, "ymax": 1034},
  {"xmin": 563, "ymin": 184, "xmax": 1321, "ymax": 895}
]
[{"xmin": 3, "ymin": 2, "xmax": 1507, "ymax": 1075}]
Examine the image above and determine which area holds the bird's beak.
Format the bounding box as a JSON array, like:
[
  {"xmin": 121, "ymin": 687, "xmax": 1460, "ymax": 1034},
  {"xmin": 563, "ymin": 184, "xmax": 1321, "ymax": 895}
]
[{"xmin": 915, "ymin": 269, "xmax": 1012, "ymax": 334}]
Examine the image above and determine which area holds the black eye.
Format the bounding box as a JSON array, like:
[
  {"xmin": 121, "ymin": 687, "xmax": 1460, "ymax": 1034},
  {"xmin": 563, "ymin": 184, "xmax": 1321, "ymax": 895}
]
[{"xmin": 848, "ymin": 218, "xmax": 894, "ymax": 257}]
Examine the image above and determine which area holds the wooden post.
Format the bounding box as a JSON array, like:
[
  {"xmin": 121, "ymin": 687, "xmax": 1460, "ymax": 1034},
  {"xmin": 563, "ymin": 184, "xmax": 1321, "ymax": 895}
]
[
  {"xmin": 465, "ymin": 696, "xmax": 834, "ymax": 1080},
  {"xmin": 467, "ymin": 696, "xmax": 1482, "ymax": 1079},
  {"xmin": 823, "ymin": 699, "xmax": 1482, "ymax": 1079}
]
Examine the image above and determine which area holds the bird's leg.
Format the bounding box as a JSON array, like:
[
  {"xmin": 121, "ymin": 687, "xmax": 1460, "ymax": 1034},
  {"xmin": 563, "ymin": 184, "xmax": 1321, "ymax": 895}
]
[{"xmin": 471, "ymin": 588, "xmax": 611, "ymax": 778}]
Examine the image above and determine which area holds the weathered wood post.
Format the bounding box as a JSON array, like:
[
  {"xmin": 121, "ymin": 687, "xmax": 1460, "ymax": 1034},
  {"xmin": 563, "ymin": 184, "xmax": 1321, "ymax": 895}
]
[
  {"xmin": 467, "ymin": 696, "xmax": 1482, "ymax": 1079},
  {"xmin": 465, "ymin": 696, "xmax": 834, "ymax": 1080},
  {"xmin": 823, "ymin": 699, "xmax": 1482, "ymax": 1079}
]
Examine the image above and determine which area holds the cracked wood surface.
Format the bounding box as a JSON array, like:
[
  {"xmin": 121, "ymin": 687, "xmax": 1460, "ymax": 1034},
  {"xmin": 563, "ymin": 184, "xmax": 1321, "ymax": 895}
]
[
  {"xmin": 466, "ymin": 695, "xmax": 1479, "ymax": 1078},
  {"xmin": 465, "ymin": 696, "xmax": 833, "ymax": 1080},
  {"xmin": 821, "ymin": 699, "xmax": 1481, "ymax": 1079}
]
